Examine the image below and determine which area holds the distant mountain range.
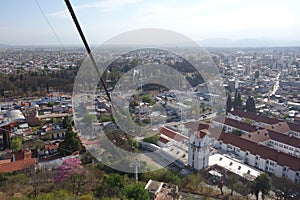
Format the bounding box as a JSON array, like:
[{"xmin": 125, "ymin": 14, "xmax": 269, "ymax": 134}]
[
  {"xmin": 1, "ymin": 38, "xmax": 300, "ymax": 49},
  {"xmin": 0, "ymin": 43, "xmax": 10, "ymax": 49},
  {"xmin": 199, "ymin": 38, "xmax": 300, "ymax": 47}
]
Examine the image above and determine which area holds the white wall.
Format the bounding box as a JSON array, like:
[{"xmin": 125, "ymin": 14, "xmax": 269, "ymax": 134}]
[
  {"xmin": 215, "ymin": 138, "xmax": 300, "ymax": 184},
  {"xmin": 188, "ymin": 135, "xmax": 210, "ymax": 170}
]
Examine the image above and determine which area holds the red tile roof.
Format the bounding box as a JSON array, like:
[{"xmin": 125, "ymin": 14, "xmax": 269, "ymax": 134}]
[
  {"xmin": 159, "ymin": 136, "xmax": 170, "ymax": 144},
  {"xmin": 193, "ymin": 129, "xmax": 208, "ymax": 139},
  {"xmin": 264, "ymin": 122, "xmax": 290, "ymax": 134},
  {"xmin": 219, "ymin": 132, "xmax": 300, "ymax": 171},
  {"xmin": 287, "ymin": 122, "xmax": 300, "ymax": 133},
  {"xmin": 0, "ymin": 159, "xmax": 11, "ymax": 165},
  {"xmin": 0, "ymin": 158, "xmax": 36, "ymax": 173},
  {"xmin": 230, "ymin": 110, "xmax": 280, "ymax": 125},
  {"xmin": 220, "ymin": 132, "xmax": 258, "ymax": 154},
  {"xmin": 214, "ymin": 117, "xmax": 258, "ymax": 132},
  {"xmin": 268, "ymin": 130, "xmax": 300, "ymax": 149},
  {"xmin": 241, "ymin": 129, "xmax": 270, "ymax": 143},
  {"xmin": 158, "ymin": 127, "xmax": 188, "ymax": 142},
  {"xmin": 44, "ymin": 143, "xmax": 59, "ymax": 150}
]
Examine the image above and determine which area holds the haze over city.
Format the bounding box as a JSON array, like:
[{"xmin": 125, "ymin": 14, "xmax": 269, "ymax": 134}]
[
  {"xmin": 1, "ymin": 1, "xmax": 300, "ymax": 200},
  {"xmin": 1, "ymin": 0, "xmax": 300, "ymax": 46}
]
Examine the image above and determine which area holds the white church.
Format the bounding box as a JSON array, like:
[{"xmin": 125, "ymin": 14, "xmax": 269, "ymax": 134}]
[{"xmin": 188, "ymin": 130, "xmax": 211, "ymax": 170}]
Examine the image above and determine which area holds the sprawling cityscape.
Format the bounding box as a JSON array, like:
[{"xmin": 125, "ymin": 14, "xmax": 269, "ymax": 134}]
[
  {"xmin": 1, "ymin": 0, "xmax": 300, "ymax": 200},
  {"xmin": 1, "ymin": 44, "xmax": 300, "ymax": 200}
]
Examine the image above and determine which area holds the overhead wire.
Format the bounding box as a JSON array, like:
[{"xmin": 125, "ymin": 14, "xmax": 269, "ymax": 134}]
[
  {"xmin": 33, "ymin": 0, "xmax": 114, "ymax": 108},
  {"xmin": 34, "ymin": 0, "xmax": 66, "ymax": 51},
  {"xmin": 30, "ymin": 0, "xmax": 76, "ymax": 155},
  {"xmin": 63, "ymin": 0, "xmax": 114, "ymax": 107},
  {"xmin": 30, "ymin": 0, "xmax": 115, "ymax": 154}
]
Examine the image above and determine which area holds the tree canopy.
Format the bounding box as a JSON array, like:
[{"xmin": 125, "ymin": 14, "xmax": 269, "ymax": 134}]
[
  {"xmin": 54, "ymin": 157, "xmax": 84, "ymax": 183},
  {"xmin": 245, "ymin": 96, "xmax": 256, "ymax": 112},
  {"xmin": 233, "ymin": 91, "xmax": 242, "ymax": 110},
  {"xmin": 253, "ymin": 173, "xmax": 272, "ymax": 200},
  {"xmin": 62, "ymin": 116, "xmax": 72, "ymax": 130},
  {"xmin": 59, "ymin": 130, "xmax": 82, "ymax": 156},
  {"xmin": 54, "ymin": 157, "xmax": 87, "ymax": 195},
  {"xmin": 143, "ymin": 134, "xmax": 159, "ymax": 144},
  {"xmin": 11, "ymin": 137, "xmax": 23, "ymax": 152},
  {"xmin": 95, "ymin": 173, "xmax": 124, "ymax": 198},
  {"xmin": 141, "ymin": 168, "xmax": 181, "ymax": 186},
  {"xmin": 140, "ymin": 94, "xmax": 154, "ymax": 105},
  {"xmin": 226, "ymin": 93, "xmax": 233, "ymax": 113},
  {"xmin": 124, "ymin": 183, "xmax": 150, "ymax": 200}
]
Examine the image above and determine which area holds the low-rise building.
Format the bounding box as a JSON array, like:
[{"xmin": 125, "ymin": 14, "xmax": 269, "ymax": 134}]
[
  {"xmin": 0, "ymin": 149, "xmax": 36, "ymax": 173},
  {"xmin": 145, "ymin": 179, "xmax": 180, "ymax": 200}
]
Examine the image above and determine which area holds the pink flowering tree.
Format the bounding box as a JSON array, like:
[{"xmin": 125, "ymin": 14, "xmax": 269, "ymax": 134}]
[{"xmin": 54, "ymin": 157, "xmax": 87, "ymax": 195}]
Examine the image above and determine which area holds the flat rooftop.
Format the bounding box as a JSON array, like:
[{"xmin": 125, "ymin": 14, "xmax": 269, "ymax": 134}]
[
  {"xmin": 209, "ymin": 153, "xmax": 262, "ymax": 181},
  {"xmin": 162, "ymin": 144, "xmax": 188, "ymax": 165}
]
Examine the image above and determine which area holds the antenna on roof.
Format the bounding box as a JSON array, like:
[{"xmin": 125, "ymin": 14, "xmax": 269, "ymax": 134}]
[{"xmin": 64, "ymin": 0, "xmax": 113, "ymax": 106}]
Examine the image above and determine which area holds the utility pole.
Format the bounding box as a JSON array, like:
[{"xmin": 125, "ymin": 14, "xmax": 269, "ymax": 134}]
[{"xmin": 130, "ymin": 160, "xmax": 141, "ymax": 183}]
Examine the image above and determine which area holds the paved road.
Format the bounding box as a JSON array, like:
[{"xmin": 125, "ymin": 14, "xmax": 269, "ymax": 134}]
[{"xmin": 269, "ymin": 72, "xmax": 281, "ymax": 97}]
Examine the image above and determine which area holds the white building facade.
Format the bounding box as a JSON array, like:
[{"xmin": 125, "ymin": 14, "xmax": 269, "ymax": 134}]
[{"xmin": 188, "ymin": 132, "xmax": 210, "ymax": 170}]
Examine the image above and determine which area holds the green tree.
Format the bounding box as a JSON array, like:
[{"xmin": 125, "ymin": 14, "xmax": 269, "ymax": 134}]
[
  {"xmin": 227, "ymin": 174, "xmax": 238, "ymax": 196},
  {"xmin": 25, "ymin": 189, "xmax": 72, "ymax": 200},
  {"xmin": 232, "ymin": 129, "xmax": 242, "ymax": 136},
  {"xmin": 50, "ymin": 117, "xmax": 56, "ymax": 124},
  {"xmin": 272, "ymin": 176, "xmax": 300, "ymax": 200},
  {"xmin": 2, "ymin": 131, "xmax": 11, "ymax": 149},
  {"xmin": 98, "ymin": 115, "xmax": 113, "ymax": 123},
  {"xmin": 182, "ymin": 173, "xmax": 203, "ymax": 193},
  {"xmin": 244, "ymin": 118, "xmax": 253, "ymax": 125},
  {"xmin": 226, "ymin": 93, "xmax": 233, "ymax": 113},
  {"xmin": 59, "ymin": 130, "xmax": 82, "ymax": 156},
  {"xmin": 141, "ymin": 168, "xmax": 181, "ymax": 186},
  {"xmin": 255, "ymin": 70, "xmax": 260, "ymax": 79},
  {"xmin": 124, "ymin": 183, "xmax": 150, "ymax": 200},
  {"xmin": 143, "ymin": 134, "xmax": 159, "ymax": 144},
  {"xmin": 131, "ymin": 58, "xmax": 140, "ymax": 67},
  {"xmin": 128, "ymin": 137, "xmax": 139, "ymax": 151},
  {"xmin": 140, "ymin": 94, "xmax": 154, "ymax": 105},
  {"xmin": 245, "ymin": 96, "xmax": 256, "ymax": 112},
  {"xmin": 235, "ymin": 182, "xmax": 251, "ymax": 199},
  {"xmin": 79, "ymin": 193, "xmax": 94, "ymax": 200},
  {"xmin": 11, "ymin": 137, "xmax": 23, "ymax": 152},
  {"xmin": 62, "ymin": 116, "xmax": 72, "ymax": 130},
  {"xmin": 254, "ymin": 173, "xmax": 272, "ymax": 200},
  {"xmin": 95, "ymin": 173, "xmax": 124, "ymax": 198},
  {"xmin": 234, "ymin": 91, "xmax": 243, "ymax": 110},
  {"xmin": 48, "ymin": 102, "xmax": 55, "ymax": 107}
]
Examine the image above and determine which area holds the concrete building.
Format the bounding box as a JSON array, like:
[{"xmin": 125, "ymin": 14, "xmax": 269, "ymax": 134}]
[{"xmin": 145, "ymin": 179, "xmax": 180, "ymax": 200}]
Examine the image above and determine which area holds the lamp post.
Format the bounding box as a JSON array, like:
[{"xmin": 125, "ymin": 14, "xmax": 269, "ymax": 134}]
[{"xmin": 130, "ymin": 159, "xmax": 141, "ymax": 183}]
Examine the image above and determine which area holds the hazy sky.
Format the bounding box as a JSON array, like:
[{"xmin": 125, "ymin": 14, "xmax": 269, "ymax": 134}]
[{"xmin": 1, "ymin": 0, "xmax": 300, "ymax": 45}]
